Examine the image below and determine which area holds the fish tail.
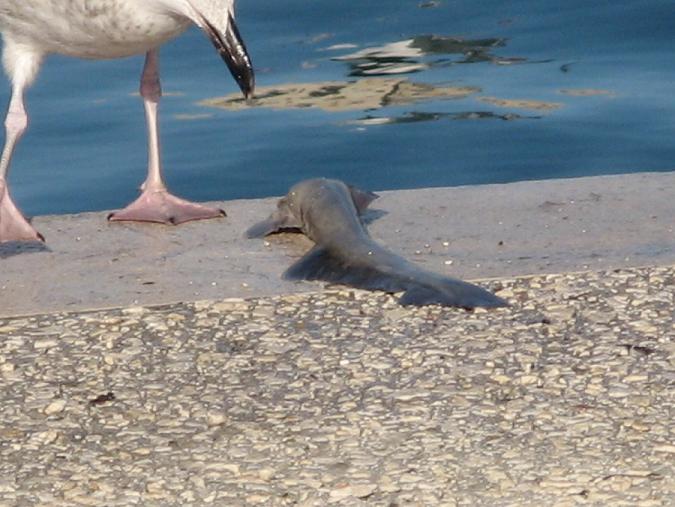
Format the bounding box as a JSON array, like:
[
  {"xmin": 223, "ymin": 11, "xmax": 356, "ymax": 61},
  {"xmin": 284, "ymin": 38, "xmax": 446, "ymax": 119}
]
[
  {"xmin": 285, "ymin": 247, "xmax": 507, "ymax": 309},
  {"xmin": 399, "ymin": 277, "xmax": 508, "ymax": 309}
]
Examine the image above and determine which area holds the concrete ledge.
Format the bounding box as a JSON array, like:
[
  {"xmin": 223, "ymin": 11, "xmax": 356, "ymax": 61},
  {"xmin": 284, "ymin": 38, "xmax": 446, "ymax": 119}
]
[{"xmin": 1, "ymin": 171, "xmax": 674, "ymax": 317}]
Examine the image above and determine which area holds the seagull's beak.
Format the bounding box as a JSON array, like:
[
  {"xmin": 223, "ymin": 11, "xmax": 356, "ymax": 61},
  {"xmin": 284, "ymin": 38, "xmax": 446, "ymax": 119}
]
[{"xmin": 201, "ymin": 13, "xmax": 255, "ymax": 99}]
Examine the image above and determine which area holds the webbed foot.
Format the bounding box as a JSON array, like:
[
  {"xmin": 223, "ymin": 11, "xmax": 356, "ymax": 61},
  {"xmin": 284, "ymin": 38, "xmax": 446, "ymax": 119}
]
[
  {"xmin": 0, "ymin": 185, "xmax": 44, "ymax": 243},
  {"xmin": 108, "ymin": 189, "xmax": 225, "ymax": 225}
]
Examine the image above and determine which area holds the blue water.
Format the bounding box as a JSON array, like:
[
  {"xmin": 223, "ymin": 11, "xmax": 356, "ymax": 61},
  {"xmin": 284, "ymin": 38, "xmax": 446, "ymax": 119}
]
[{"xmin": 2, "ymin": 0, "xmax": 674, "ymax": 216}]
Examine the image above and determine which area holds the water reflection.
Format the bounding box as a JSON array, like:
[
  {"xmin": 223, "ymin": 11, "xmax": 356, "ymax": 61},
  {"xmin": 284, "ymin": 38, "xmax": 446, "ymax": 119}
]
[
  {"xmin": 559, "ymin": 88, "xmax": 615, "ymax": 97},
  {"xmin": 346, "ymin": 110, "xmax": 541, "ymax": 126},
  {"xmin": 478, "ymin": 97, "xmax": 562, "ymax": 111},
  {"xmin": 200, "ymin": 76, "xmax": 560, "ymax": 121},
  {"xmin": 200, "ymin": 32, "xmax": 564, "ymax": 118},
  {"xmin": 200, "ymin": 78, "xmax": 479, "ymax": 112},
  {"xmin": 331, "ymin": 35, "xmax": 526, "ymax": 76}
]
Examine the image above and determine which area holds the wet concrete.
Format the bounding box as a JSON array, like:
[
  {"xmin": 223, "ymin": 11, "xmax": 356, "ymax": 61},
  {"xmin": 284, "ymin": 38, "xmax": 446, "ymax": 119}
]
[{"xmin": 1, "ymin": 171, "xmax": 673, "ymax": 317}]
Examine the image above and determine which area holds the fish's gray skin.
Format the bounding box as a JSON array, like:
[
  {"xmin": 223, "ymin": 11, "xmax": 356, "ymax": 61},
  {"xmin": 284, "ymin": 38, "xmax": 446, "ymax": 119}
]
[{"xmin": 247, "ymin": 178, "xmax": 508, "ymax": 309}]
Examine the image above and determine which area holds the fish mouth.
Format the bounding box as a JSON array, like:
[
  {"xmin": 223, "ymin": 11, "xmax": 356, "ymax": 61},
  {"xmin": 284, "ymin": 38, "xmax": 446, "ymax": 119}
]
[{"xmin": 202, "ymin": 13, "xmax": 255, "ymax": 99}]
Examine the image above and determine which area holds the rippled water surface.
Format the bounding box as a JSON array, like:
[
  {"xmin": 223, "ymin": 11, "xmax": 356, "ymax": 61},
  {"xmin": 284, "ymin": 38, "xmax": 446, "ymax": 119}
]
[{"xmin": 2, "ymin": 0, "xmax": 674, "ymax": 215}]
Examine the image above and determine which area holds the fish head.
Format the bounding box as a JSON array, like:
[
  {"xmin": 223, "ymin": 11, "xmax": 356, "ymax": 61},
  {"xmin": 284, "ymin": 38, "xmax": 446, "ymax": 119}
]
[
  {"xmin": 245, "ymin": 193, "xmax": 302, "ymax": 238},
  {"xmin": 245, "ymin": 178, "xmax": 378, "ymax": 238}
]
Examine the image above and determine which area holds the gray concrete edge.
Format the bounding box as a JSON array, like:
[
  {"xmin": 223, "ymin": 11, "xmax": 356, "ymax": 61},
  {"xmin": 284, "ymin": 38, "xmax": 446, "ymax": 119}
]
[{"xmin": 1, "ymin": 171, "xmax": 674, "ymax": 317}]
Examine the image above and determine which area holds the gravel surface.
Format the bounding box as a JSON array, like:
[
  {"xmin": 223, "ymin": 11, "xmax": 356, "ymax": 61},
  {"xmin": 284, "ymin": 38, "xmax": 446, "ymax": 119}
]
[{"xmin": 0, "ymin": 265, "xmax": 673, "ymax": 506}]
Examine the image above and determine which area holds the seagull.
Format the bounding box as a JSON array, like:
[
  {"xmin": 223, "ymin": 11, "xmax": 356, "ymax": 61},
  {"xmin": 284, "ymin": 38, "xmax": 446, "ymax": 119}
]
[{"xmin": 0, "ymin": 0, "xmax": 254, "ymax": 242}]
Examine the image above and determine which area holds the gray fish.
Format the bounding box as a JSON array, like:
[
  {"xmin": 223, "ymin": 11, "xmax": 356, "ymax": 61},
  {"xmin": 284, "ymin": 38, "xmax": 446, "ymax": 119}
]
[{"xmin": 247, "ymin": 178, "xmax": 508, "ymax": 309}]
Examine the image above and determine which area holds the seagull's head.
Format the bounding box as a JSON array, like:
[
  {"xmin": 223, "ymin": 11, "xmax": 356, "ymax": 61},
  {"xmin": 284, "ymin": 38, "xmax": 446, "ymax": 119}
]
[{"xmin": 165, "ymin": 0, "xmax": 255, "ymax": 98}]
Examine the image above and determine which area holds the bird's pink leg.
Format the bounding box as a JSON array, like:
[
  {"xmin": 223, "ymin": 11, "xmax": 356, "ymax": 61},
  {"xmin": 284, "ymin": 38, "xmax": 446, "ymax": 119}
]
[
  {"xmin": 108, "ymin": 50, "xmax": 225, "ymax": 225},
  {"xmin": 0, "ymin": 83, "xmax": 44, "ymax": 242}
]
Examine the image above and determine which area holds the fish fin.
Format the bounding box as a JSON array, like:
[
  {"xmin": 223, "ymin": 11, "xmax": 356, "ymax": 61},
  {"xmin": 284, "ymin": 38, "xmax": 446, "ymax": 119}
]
[
  {"xmin": 399, "ymin": 278, "xmax": 508, "ymax": 309},
  {"xmin": 347, "ymin": 185, "xmax": 379, "ymax": 214},
  {"xmin": 283, "ymin": 247, "xmax": 408, "ymax": 292},
  {"xmin": 246, "ymin": 198, "xmax": 302, "ymax": 238},
  {"xmin": 283, "ymin": 247, "xmax": 336, "ymax": 281}
]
